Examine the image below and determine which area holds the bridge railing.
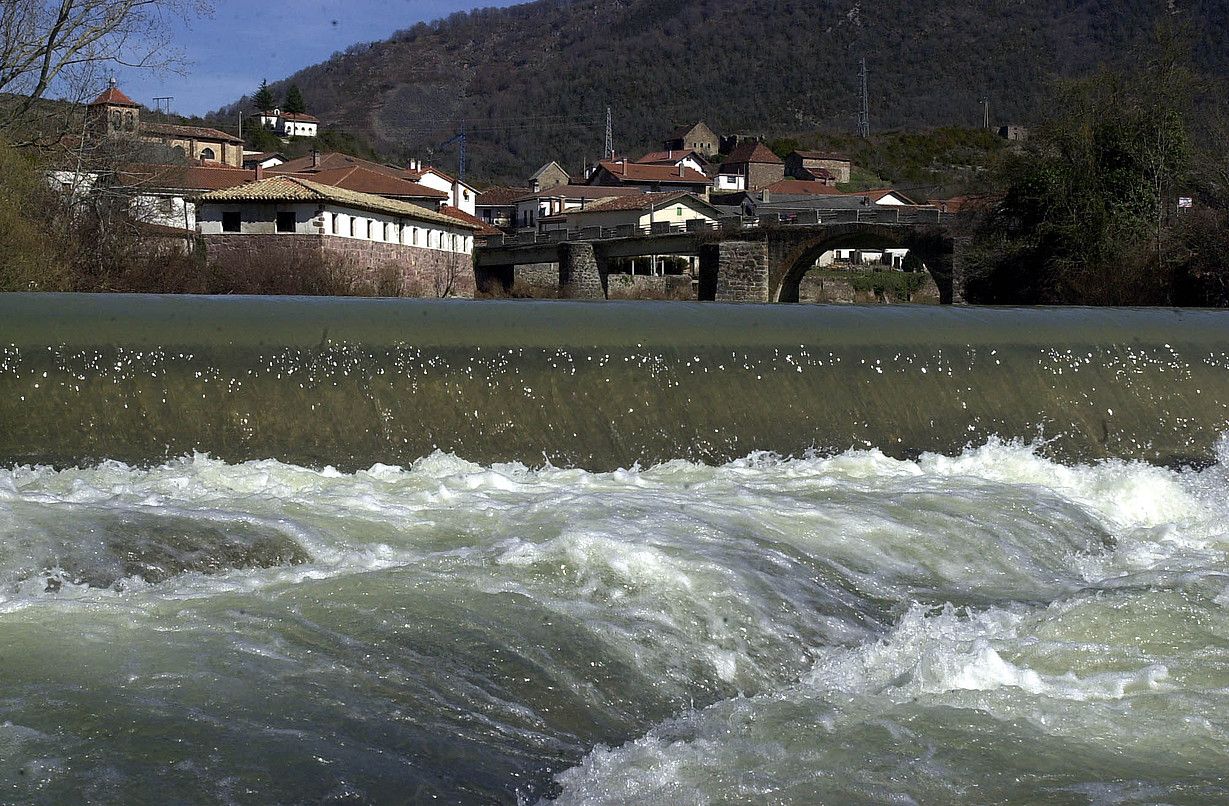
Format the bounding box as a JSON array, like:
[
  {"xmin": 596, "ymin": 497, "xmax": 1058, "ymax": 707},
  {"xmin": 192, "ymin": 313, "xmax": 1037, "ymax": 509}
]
[{"xmin": 486, "ymin": 207, "xmax": 947, "ymax": 247}]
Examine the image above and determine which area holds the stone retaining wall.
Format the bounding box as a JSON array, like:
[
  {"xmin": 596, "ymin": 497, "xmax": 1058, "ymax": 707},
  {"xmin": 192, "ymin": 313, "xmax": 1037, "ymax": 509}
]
[
  {"xmin": 605, "ymin": 274, "xmax": 694, "ymax": 300},
  {"xmin": 203, "ymin": 233, "xmax": 476, "ymax": 297}
]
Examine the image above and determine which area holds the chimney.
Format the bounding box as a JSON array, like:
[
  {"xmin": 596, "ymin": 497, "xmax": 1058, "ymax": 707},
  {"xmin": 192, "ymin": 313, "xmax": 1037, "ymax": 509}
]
[
  {"xmin": 255, "ymin": 163, "xmax": 264, "ymax": 180},
  {"xmin": 311, "ymin": 149, "xmax": 320, "ymax": 169},
  {"xmin": 620, "ymin": 158, "xmax": 627, "ymax": 175},
  {"xmin": 679, "ymin": 163, "xmax": 684, "ymax": 177}
]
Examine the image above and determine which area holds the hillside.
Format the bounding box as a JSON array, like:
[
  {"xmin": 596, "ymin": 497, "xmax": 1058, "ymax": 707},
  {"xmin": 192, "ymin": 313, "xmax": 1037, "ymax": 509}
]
[{"xmin": 212, "ymin": 0, "xmax": 1229, "ymax": 184}]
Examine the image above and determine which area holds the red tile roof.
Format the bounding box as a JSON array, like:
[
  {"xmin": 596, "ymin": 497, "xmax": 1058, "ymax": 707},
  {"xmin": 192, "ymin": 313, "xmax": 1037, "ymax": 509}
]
[
  {"xmin": 141, "ymin": 122, "xmax": 244, "ymax": 144},
  {"xmin": 115, "ymin": 163, "xmax": 257, "ymax": 192},
  {"xmin": 278, "ymin": 165, "xmax": 448, "ymax": 199},
  {"xmin": 636, "ymin": 149, "xmax": 706, "ymax": 165},
  {"xmin": 724, "ymin": 141, "xmax": 782, "ymax": 165},
  {"xmin": 89, "ymin": 86, "xmax": 139, "ymax": 108},
  {"xmin": 515, "ymin": 184, "xmax": 644, "ymax": 202},
  {"xmin": 281, "ymin": 112, "xmax": 319, "ymax": 123},
  {"xmin": 761, "ymin": 179, "xmax": 842, "ymax": 196},
  {"xmin": 440, "ymin": 205, "xmax": 502, "ymax": 236},
  {"xmin": 576, "ymin": 191, "xmax": 697, "ymax": 213},
  {"xmin": 476, "ymin": 186, "xmax": 531, "ymax": 206},
  {"xmin": 273, "ymin": 152, "xmax": 403, "ymax": 176},
  {"xmin": 592, "ymin": 160, "xmax": 710, "ymax": 185}
]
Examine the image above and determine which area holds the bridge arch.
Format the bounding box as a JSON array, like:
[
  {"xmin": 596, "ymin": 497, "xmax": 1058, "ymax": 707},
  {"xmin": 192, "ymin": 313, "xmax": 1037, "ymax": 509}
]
[{"xmin": 768, "ymin": 223, "xmax": 955, "ymax": 304}]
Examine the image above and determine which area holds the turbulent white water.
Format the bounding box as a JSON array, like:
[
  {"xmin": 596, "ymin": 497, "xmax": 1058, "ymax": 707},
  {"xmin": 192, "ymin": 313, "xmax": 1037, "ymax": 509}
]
[{"xmin": 2, "ymin": 439, "xmax": 1228, "ymax": 804}]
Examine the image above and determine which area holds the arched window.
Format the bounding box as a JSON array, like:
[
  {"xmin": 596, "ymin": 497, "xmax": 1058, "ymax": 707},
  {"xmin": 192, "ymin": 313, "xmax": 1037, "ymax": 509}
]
[
  {"xmin": 451, "ymin": 233, "xmax": 457, "ymax": 251},
  {"xmin": 200, "ymin": 147, "xmax": 216, "ymax": 161},
  {"xmin": 412, "ymin": 228, "xmax": 419, "ymax": 246},
  {"xmin": 124, "ymin": 111, "xmax": 135, "ymax": 132},
  {"xmin": 350, "ymin": 217, "xmax": 358, "ymax": 238}
]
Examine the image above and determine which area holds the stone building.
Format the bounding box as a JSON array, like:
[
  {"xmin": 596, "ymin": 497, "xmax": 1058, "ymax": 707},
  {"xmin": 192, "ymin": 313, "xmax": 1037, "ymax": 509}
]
[
  {"xmin": 785, "ymin": 151, "xmax": 852, "ymax": 184},
  {"xmin": 86, "ymin": 81, "xmax": 245, "ymax": 167},
  {"xmin": 198, "ymin": 176, "xmax": 481, "ymax": 297},
  {"xmin": 529, "ymin": 161, "xmax": 571, "ymax": 192},
  {"xmin": 664, "ymin": 122, "xmax": 719, "ymax": 158},
  {"xmin": 720, "ymin": 141, "xmax": 785, "ymax": 192}
]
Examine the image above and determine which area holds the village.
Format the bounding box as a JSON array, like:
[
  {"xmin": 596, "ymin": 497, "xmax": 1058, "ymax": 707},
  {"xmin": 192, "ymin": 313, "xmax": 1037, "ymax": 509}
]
[{"xmin": 55, "ymin": 81, "xmax": 975, "ymax": 303}]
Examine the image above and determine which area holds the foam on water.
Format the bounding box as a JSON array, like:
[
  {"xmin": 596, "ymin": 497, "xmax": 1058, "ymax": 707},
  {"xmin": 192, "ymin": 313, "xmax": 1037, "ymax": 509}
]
[{"xmin": 0, "ymin": 439, "xmax": 1227, "ymax": 803}]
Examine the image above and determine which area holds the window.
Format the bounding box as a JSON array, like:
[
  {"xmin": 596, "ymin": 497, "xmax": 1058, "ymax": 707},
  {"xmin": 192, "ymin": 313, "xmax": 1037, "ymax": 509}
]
[
  {"xmin": 350, "ymin": 217, "xmax": 358, "ymax": 237},
  {"xmin": 276, "ymin": 211, "xmax": 296, "ymax": 233},
  {"xmin": 368, "ymin": 220, "xmax": 376, "ymax": 240},
  {"xmin": 200, "ymin": 147, "xmax": 216, "ymax": 161},
  {"xmin": 451, "ymin": 234, "xmax": 457, "ymax": 251},
  {"xmin": 676, "ymin": 207, "xmax": 683, "ymax": 217},
  {"xmin": 222, "ymin": 211, "xmax": 241, "ymax": 232},
  {"xmin": 412, "ymin": 227, "xmax": 419, "ymax": 246},
  {"xmin": 332, "ymin": 213, "xmax": 342, "ymax": 235},
  {"xmin": 158, "ymin": 197, "xmax": 175, "ymax": 214}
]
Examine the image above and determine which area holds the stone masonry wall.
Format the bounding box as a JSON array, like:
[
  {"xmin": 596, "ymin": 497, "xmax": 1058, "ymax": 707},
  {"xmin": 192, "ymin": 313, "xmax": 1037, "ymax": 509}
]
[
  {"xmin": 605, "ymin": 274, "xmax": 694, "ymax": 300},
  {"xmin": 203, "ymin": 233, "xmax": 476, "ymax": 297},
  {"xmin": 746, "ymin": 162, "xmax": 785, "ymax": 191},
  {"xmin": 322, "ymin": 238, "xmax": 475, "ymax": 298},
  {"xmin": 713, "ymin": 241, "xmax": 769, "ymax": 302},
  {"xmin": 558, "ymin": 242, "xmax": 605, "ymax": 299},
  {"xmin": 513, "ymin": 263, "xmax": 560, "ymax": 297}
]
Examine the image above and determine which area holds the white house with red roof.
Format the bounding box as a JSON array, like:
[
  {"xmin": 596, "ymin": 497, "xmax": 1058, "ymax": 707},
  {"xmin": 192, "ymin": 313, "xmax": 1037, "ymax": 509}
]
[
  {"xmin": 544, "ymin": 191, "xmax": 723, "ymax": 234},
  {"xmin": 403, "ymin": 159, "xmax": 478, "ymax": 216},
  {"xmin": 255, "ymin": 108, "xmax": 319, "ymax": 138}
]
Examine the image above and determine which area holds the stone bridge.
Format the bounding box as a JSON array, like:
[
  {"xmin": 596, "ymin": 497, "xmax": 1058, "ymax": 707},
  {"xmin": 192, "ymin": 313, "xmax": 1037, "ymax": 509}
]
[{"xmin": 475, "ymin": 222, "xmax": 963, "ymax": 303}]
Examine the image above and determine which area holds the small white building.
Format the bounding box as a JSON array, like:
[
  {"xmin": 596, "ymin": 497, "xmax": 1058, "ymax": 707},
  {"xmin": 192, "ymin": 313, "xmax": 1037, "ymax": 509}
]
[
  {"xmin": 635, "ymin": 150, "xmax": 710, "ymax": 176},
  {"xmin": 256, "ymin": 109, "xmax": 320, "ymax": 139},
  {"xmin": 549, "ymin": 191, "xmax": 723, "ymax": 234},
  {"xmin": 713, "ymin": 166, "xmax": 746, "ymax": 192},
  {"xmin": 404, "ymin": 159, "xmax": 478, "ymax": 216},
  {"xmin": 514, "ymin": 185, "xmax": 643, "ymax": 230}
]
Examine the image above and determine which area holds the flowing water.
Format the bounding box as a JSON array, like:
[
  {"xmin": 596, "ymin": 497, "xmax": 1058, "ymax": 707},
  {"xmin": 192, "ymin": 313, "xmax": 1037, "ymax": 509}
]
[{"xmin": 1, "ymin": 295, "xmax": 1228, "ymax": 804}]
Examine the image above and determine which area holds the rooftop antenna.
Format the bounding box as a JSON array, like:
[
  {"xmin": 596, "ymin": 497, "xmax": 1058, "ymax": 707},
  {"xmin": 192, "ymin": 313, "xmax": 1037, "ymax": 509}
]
[
  {"xmin": 152, "ymin": 96, "xmax": 174, "ymax": 114},
  {"xmin": 604, "ymin": 106, "xmax": 615, "ymax": 160},
  {"xmin": 857, "ymin": 58, "xmax": 870, "ymax": 139}
]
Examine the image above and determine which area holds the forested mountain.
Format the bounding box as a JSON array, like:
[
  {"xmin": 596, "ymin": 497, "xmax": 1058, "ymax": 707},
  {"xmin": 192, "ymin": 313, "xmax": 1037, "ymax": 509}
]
[{"xmin": 212, "ymin": 0, "xmax": 1229, "ymax": 184}]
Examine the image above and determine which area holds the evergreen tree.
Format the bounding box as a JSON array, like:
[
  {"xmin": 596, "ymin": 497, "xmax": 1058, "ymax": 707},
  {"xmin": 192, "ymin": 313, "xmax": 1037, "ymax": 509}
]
[
  {"xmin": 253, "ymin": 79, "xmax": 275, "ymax": 112},
  {"xmin": 284, "ymin": 85, "xmax": 307, "ymax": 115}
]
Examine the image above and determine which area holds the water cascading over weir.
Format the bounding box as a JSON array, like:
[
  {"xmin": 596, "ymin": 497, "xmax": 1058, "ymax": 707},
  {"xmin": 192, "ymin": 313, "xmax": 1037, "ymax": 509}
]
[
  {"xmin": 4, "ymin": 294, "xmax": 1229, "ymax": 805},
  {"xmin": 1, "ymin": 294, "xmax": 1226, "ymax": 469}
]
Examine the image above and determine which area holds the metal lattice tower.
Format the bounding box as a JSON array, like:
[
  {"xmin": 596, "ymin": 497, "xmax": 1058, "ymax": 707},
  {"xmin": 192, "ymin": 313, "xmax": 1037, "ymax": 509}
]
[
  {"xmin": 604, "ymin": 106, "xmax": 615, "ymax": 160},
  {"xmin": 857, "ymin": 59, "xmax": 870, "ymax": 139}
]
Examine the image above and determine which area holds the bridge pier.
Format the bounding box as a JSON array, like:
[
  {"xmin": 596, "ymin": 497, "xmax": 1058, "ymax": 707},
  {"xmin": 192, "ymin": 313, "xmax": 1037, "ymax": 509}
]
[
  {"xmin": 558, "ymin": 242, "xmax": 606, "ymax": 300},
  {"xmin": 699, "ymin": 241, "xmax": 769, "ymax": 302}
]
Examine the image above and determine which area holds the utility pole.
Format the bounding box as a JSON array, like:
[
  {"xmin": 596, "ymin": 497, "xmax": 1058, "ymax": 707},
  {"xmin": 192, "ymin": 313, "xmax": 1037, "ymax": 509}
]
[
  {"xmin": 857, "ymin": 59, "xmax": 870, "ymax": 139},
  {"xmin": 604, "ymin": 106, "xmax": 615, "ymax": 160},
  {"xmin": 980, "ymin": 98, "xmax": 990, "ymax": 130}
]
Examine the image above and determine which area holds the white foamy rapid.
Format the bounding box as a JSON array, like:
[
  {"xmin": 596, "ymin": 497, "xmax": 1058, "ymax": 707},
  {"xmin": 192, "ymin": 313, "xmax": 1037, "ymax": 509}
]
[{"xmin": 1, "ymin": 439, "xmax": 1227, "ymax": 803}]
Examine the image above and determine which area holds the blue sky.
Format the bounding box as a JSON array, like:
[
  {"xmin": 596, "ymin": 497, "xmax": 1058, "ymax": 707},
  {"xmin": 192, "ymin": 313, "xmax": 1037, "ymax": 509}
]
[{"xmin": 117, "ymin": 1, "xmax": 521, "ymax": 117}]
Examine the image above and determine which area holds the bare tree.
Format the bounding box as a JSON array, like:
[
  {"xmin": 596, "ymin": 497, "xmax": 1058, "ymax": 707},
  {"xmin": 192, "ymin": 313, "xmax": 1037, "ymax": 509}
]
[{"xmin": 0, "ymin": 0, "xmax": 205, "ymax": 135}]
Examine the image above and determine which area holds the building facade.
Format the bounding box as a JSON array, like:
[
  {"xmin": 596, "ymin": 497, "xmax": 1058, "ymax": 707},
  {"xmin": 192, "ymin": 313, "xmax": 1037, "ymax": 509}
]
[
  {"xmin": 198, "ymin": 177, "xmax": 480, "ymax": 297},
  {"xmin": 785, "ymin": 151, "xmax": 852, "ymax": 184},
  {"xmin": 664, "ymin": 122, "xmax": 719, "ymax": 158}
]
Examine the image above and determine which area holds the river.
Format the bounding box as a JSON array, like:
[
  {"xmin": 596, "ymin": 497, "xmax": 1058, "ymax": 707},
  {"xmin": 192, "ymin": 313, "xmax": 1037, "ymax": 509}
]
[{"xmin": 1, "ymin": 295, "xmax": 1227, "ymax": 804}]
